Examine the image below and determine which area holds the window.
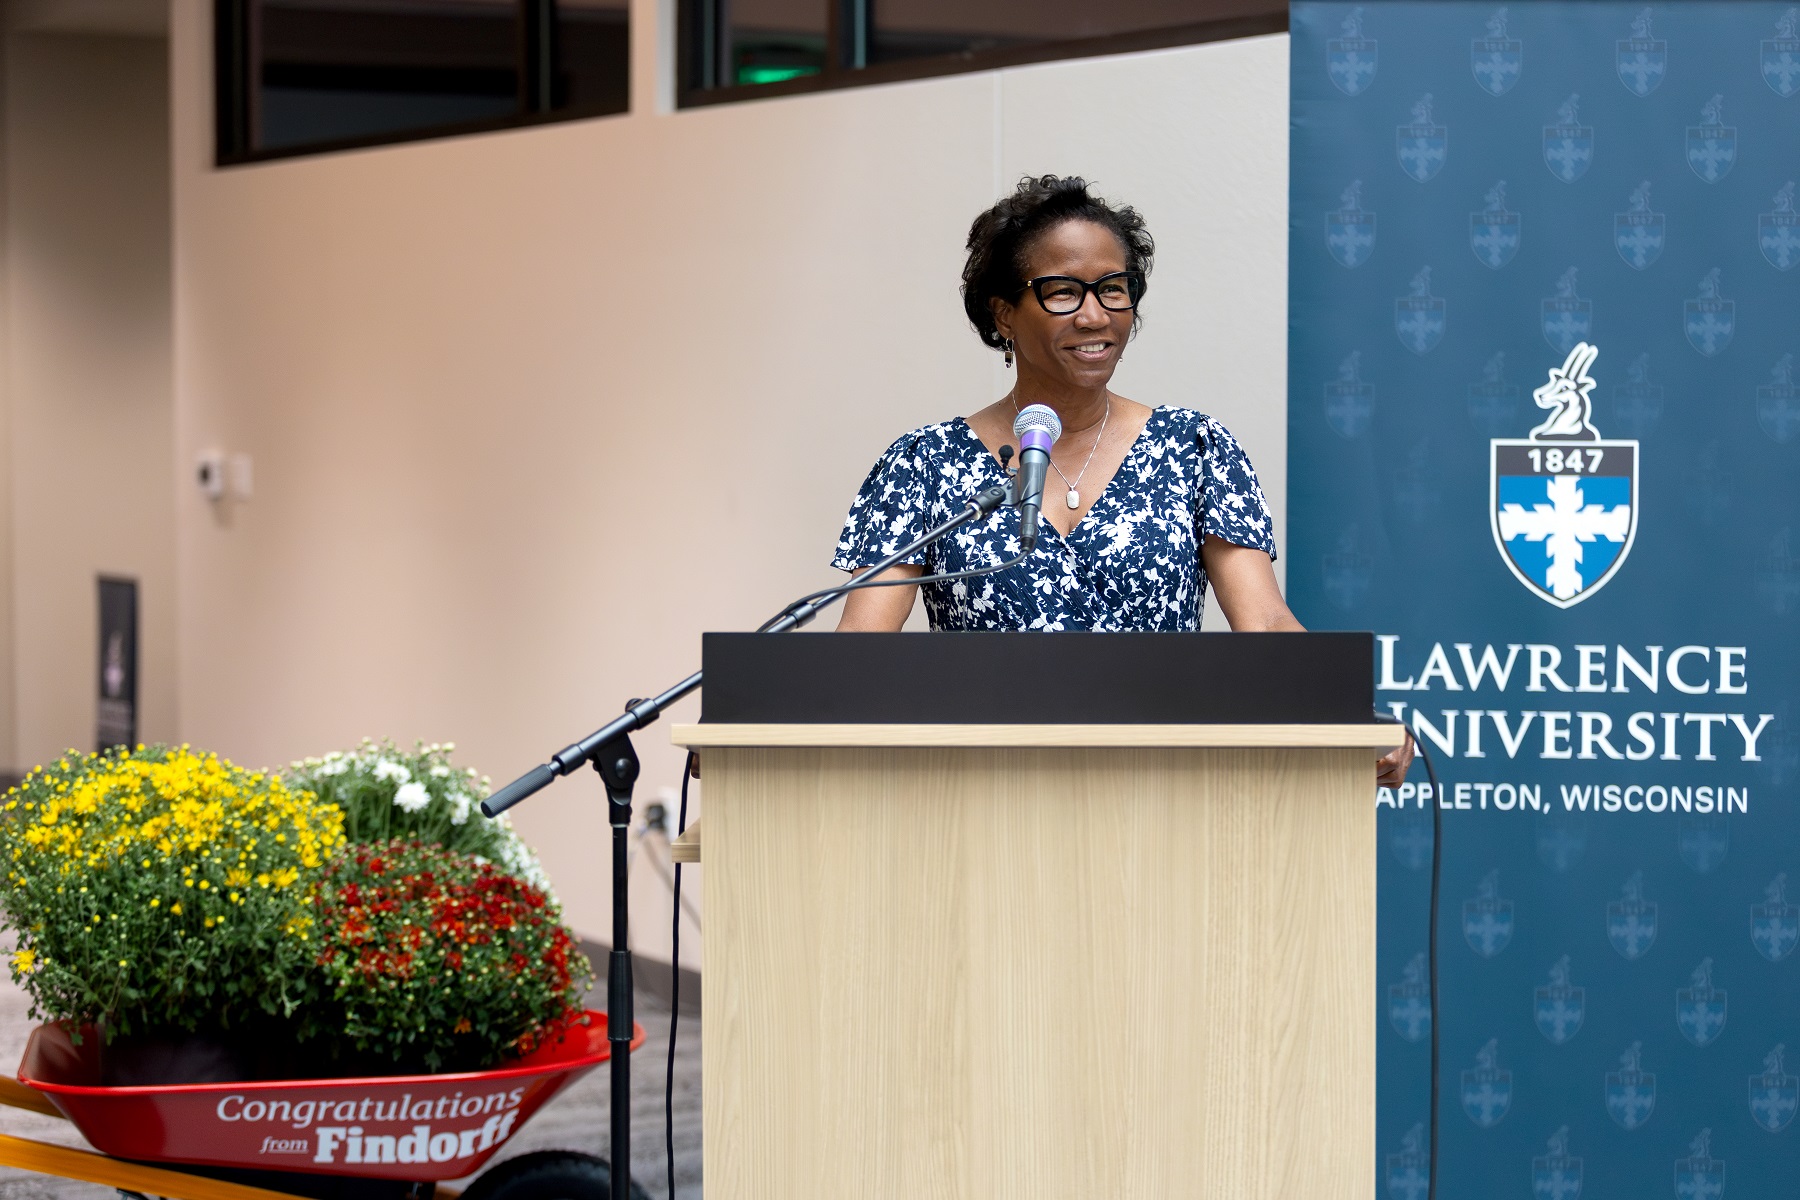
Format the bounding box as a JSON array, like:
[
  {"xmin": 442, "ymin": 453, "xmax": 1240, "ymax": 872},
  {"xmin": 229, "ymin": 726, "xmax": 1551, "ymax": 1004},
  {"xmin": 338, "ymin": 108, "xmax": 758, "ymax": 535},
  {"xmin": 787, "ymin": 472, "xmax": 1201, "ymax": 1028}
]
[
  {"xmin": 680, "ymin": 0, "xmax": 1284, "ymax": 104},
  {"xmin": 216, "ymin": 0, "xmax": 629, "ymax": 163}
]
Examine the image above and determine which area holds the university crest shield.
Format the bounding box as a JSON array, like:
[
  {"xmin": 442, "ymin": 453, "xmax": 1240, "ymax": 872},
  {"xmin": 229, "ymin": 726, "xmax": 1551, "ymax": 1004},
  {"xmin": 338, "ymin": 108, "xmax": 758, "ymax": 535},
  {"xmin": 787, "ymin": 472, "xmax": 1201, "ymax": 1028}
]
[
  {"xmin": 1676, "ymin": 958, "xmax": 1728, "ymax": 1047},
  {"xmin": 1685, "ymin": 269, "xmax": 1734, "ymax": 357},
  {"xmin": 1460, "ymin": 1040, "xmax": 1511, "ymax": 1127},
  {"xmin": 1324, "ymin": 352, "xmax": 1373, "ymax": 437},
  {"xmin": 1672, "ymin": 1131, "xmax": 1724, "ymax": 1200},
  {"xmin": 1764, "ymin": 9, "xmax": 1800, "ymax": 97},
  {"xmin": 1616, "ymin": 10, "xmax": 1666, "ymax": 96},
  {"xmin": 1470, "ymin": 181, "xmax": 1519, "ymax": 269},
  {"xmin": 1606, "ymin": 871, "xmax": 1657, "ymax": 959},
  {"xmin": 1491, "ymin": 345, "xmax": 1638, "ymax": 609},
  {"xmin": 1533, "ymin": 957, "xmax": 1584, "ymax": 1044},
  {"xmin": 1759, "ymin": 354, "xmax": 1800, "ymax": 444},
  {"xmin": 1394, "ymin": 267, "xmax": 1445, "ymax": 355},
  {"xmin": 1750, "ymin": 873, "xmax": 1799, "ymax": 961},
  {"xmin": 1614, "ymin": 181, "xmax": 1663, "ymax": 270},
  {"xmin": 1469, "ymin": 352, "xmax": 1520, "ymax": 435},
  {"xmin": 1385, "ymin": 1124, "xmax": 1429, "ymax": 1200},
  {"xmin": 1542, "ymin": 269, "xmax": 1591, "ymax": 354},
  {"xmin": 1471, "ymin": 8, "xmax": 1521, "ymax": 96},
  {"xmin": 1542, "ymin": 95, "xmax": 1591, "ymax": 182},
  {"xmin": 1531, "ymin": 1128, "xmax": 1581, "ymax": 1200},
  {"xmin": 1327, "ymin": 7, "xmax": 1378, "ymax": 96},
  {"xmin": 1760, "ymin": 182, "xmax": 1799, "ymax": 270},
  {"xmin": 1611, "ymin": 353, "xmax": 1663, "ymax": 437},
  {"xmin": 1387, "ymin": 952, "xmax": 1430, "ymax": 1042},
  {"xmin": 1750, "ymin": 1046, "xmax": 1799, "ymax": 1133},
  {"xmin": 1605, "ymin": 1043, "xmax": 1655, "ymax": 1130},
  {"xmin": 1396, "ymin": 95, "xmax": 1446, "ymax": 183},
  {"xmin": 1326, "ymin": 180, "xmax": 1377, "ymax": 268},
  {"xmin": 1463, "ymin": 869, "xmax": 1513, "ymax": 957},
  {"xmin": 1686, "ymin": 96, "xmax": 1736, "ymax": 184},
  {"xmin": 1679, "ymin": 812, "xmax": 1730, "ymax": 873}
]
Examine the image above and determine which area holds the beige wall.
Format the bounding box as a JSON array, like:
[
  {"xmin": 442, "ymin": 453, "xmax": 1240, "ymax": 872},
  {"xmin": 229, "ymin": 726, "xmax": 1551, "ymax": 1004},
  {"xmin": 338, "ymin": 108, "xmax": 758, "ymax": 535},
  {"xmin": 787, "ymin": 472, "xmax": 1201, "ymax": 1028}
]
[
  {"xmin": 166, "ymin": 1, "xmax": 1290, "ymax": 961},
  {"xmin": 3, "ymin": 31, "xmax": 175, "ymax": 771}
]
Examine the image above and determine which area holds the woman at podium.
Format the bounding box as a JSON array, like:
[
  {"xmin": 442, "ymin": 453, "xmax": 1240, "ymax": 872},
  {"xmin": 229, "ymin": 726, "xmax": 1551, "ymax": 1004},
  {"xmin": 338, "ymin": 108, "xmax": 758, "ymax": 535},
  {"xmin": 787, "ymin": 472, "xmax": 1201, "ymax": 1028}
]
[{"xmin": 832, "ymin": 175, "xmax": 1410, "ymax": 784}]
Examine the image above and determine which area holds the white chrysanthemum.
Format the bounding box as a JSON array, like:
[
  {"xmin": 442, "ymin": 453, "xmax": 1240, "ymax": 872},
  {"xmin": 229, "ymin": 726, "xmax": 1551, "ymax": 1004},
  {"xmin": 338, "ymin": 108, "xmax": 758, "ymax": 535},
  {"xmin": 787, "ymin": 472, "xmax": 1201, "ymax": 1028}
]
[
  {"xmin": 393, "ymin": 781, "xmax": 431, "ymax": 812},
  {"xmin": 429, "ymin": 765, "xmax": 452, "ymax": 778},
  {"xmin": 372, "ymin": 760, "xmax": 411, "ymax": 784},
  {"xmin": 318, "ymin": 757, "xmax": 351, "ymax": 777},
  {"xmin": 446, "ymin": 791, "xmax": 472, "ymax": 825}
]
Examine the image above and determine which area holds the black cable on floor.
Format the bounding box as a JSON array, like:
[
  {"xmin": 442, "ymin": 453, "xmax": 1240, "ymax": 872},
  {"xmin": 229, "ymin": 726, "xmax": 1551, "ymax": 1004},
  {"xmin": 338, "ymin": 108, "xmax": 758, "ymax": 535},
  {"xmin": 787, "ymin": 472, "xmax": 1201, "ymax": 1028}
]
[{"xmin": 666, "ymin": 751, "xmax": 694, "ymax": 1200}]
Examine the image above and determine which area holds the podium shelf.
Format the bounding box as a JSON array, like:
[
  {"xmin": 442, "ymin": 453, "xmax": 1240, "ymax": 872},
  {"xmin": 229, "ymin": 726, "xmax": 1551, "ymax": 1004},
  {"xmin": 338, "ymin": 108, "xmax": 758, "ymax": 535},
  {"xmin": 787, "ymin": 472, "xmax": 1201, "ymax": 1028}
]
[{"xmin": 672, "ymin": 722, "xmax": 1404, "ymax": 749}]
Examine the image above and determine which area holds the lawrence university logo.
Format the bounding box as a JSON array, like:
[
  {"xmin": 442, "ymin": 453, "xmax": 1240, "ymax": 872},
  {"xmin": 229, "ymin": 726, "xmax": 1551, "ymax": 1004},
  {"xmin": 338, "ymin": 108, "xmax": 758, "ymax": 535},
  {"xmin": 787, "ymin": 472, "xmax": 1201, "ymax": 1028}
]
[
  {"xmin": 1461, "ymin": 1039, "xmax": 1512, "ymax": 1127},
  {"xmin": 1388, "ymin": 951, "xmax": 1431, "ymax": 1042},
  {"xmin": 1686, "ymin": 95, "xmax": 1737, "ymax": 184},
  {"xmin": 1395, "ymin": 267, "xmax": 1445, "ymax": 354},
  {"xmin": 1750, "ymin": 1044, "xmax": 1799, "ymax": 1133},
  {"xmin": 1470, "ymin": 180, "xmax": 1519, "ymax": 269},
  {"xmin": 1385, "ymin": 1123, "xmax": 1429, "ymax": 1200},
  {"xmin": 1543, "ymin": 94, "xmax": 1593, "ymax": 183},
  {"xmin": 1617, "ymin": 7, "xmax": 1666, "ymax": 97},
  {"xmin": 1532, "ymin": 1127, "xmax": 1582, "ymax": 1200},
  {"xmin": 1686, "ymin": 269, "xmax": 1735, "ymax": 357},
  {"xmin": 1606, "ymin": 1041, "xmax": 1656, "ymax": 1129},
  {"xmin": 1327, "ymin": 5, "xmax": 1377, "ymax": 96},
  {"xmin": 1765, "ymin": 9, "xmax": 1800, "ymax": 97},
  {"xmin": 1464, "ymin": 869, "xmax": 1514, "ymax": 956},
  {"xmin": 1325, "ymin": 351, "xmax": 1373, "ymax": 438},
  {"xmin": 1471, "ymin": 7, "xmax": 1522, "ymax": 96},
  {"xmin": 1607, "ymin": 870, "xmax": 1657, "ymax": 959},
  {"xmin": 1492, "ymin": 344, "xmax": 1639, "ymax": 609},
  {"xmin": 1750, "ymin": 872, "xmax": 1799, "ymax": 961},
  {"xmin": 1673, "ymin": 1129, "xmax": 1725, "ymax": 1199},
  {"xmin": 1397, "ymin": 94, "xmax": 1446, "ymax": 183},
  {"xmin": 1676, "ymin": 957, "xmax": 1728, "ymax": 1047},
  {"xmin": 1615, "ymin": 180, "xmax": 1664, "ymax": 270},
  {"xmin": 1534, "ymin": 956, "xmax": 1584, "ymax": 1044},
  {"xmin": 1759, "ymin": 181, "xmax": 1799, "ymax": 271},
  {"xmin": 1327, "ymin": 180, "xmax": 1375, "ymax": 268}
]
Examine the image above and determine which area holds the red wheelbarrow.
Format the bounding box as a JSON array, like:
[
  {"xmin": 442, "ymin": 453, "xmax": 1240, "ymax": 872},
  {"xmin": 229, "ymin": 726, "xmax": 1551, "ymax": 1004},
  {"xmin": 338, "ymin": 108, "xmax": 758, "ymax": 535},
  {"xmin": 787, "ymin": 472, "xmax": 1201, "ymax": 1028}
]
[{"xmin": 0, "ymin": 1011, "xmax": 647, "ymax": 1200}]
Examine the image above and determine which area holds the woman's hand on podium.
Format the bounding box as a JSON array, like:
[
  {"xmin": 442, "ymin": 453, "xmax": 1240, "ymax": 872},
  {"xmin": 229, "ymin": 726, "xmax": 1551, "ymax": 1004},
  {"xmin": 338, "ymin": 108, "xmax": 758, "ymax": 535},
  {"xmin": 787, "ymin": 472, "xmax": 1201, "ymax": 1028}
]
[{"xmin": 1377, "ymin": 728, "xmax": 1416, "ymax": 788}]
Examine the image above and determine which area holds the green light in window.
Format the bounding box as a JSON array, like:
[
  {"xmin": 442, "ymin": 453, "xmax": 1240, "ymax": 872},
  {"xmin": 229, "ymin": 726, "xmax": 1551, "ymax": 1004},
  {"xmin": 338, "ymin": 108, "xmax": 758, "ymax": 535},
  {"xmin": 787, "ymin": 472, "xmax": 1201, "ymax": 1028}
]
[{"xmin": 737, "ymin": 64, "xmax": 820, "ymax": 85}]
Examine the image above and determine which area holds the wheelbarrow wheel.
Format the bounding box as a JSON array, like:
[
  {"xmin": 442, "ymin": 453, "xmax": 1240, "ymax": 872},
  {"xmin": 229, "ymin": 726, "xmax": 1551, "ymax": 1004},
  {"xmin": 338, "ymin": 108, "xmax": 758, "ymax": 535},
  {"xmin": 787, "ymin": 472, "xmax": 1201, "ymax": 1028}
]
[{"xmin": 459, "ymin": 1151, "xmax": 652, "ymax": 1200}]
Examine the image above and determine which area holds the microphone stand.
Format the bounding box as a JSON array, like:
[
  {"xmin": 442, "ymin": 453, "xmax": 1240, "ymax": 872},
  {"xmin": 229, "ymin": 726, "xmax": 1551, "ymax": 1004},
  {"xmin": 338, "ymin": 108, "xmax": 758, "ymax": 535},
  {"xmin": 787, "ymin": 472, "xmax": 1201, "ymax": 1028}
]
[{"xmin": 481, "ymin": 480, "xmax": 1012, "ymax": 1200}]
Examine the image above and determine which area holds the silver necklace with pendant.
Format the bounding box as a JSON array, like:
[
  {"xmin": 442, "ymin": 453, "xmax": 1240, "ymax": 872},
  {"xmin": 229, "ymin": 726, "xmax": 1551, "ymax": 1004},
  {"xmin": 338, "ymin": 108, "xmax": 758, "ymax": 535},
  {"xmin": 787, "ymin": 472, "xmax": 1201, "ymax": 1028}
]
[{"xmin": 1010, "ymin": 394, "xmax": 1110, "ymax": 510}]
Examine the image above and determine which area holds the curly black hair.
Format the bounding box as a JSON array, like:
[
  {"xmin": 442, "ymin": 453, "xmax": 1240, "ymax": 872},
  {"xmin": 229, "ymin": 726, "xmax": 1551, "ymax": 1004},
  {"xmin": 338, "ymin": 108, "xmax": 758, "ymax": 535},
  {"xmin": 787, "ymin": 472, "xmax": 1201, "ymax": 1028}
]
[{"xmin": 961, "ymin": 175, "xmax": 1154, "ymax": 351}]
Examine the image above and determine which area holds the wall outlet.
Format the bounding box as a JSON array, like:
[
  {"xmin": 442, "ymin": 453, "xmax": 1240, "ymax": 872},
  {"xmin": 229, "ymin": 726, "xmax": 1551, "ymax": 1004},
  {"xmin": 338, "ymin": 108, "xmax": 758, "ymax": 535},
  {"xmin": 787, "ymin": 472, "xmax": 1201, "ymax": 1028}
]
[{"xmin": 195, "ymin": 449, "xmax": 226, "ymax": 500}]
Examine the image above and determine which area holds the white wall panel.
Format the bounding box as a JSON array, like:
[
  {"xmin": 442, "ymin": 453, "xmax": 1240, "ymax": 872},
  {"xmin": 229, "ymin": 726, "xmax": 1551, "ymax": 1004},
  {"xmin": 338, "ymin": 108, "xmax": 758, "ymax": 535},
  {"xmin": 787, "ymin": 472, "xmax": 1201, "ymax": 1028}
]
[{"xmin": 167, "ymin": 0, "xmax": 1290, "ymax": 959}]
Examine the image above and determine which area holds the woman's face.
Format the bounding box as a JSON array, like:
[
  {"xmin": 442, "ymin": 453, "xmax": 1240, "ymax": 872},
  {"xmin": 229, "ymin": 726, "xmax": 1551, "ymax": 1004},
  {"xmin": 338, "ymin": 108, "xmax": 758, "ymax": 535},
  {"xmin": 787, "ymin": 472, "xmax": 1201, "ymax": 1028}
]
[{"xmin": 991, "ymin": 219, "xmax": 1135, "ymax": 393}]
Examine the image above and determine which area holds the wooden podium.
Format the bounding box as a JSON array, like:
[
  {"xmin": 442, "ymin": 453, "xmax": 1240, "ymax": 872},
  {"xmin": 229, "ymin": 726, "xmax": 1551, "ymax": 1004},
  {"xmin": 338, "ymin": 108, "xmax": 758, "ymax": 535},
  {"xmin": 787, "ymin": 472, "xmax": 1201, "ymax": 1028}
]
[{"xmin": 672, "ymin": 633, "xmax": 1400, "ymax": 1200}]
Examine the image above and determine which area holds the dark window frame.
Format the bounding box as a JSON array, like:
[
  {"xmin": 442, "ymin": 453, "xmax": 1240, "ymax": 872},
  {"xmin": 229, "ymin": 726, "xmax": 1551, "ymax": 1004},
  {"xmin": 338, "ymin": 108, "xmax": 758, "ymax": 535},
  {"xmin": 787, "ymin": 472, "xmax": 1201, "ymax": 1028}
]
[
  {"xmin": 215, "ymin": 0, "xmax": 630, "ymax": 166},
  {"xmin": 676, "ymin": 0, "xmax": 1287, "ymax": 109}
]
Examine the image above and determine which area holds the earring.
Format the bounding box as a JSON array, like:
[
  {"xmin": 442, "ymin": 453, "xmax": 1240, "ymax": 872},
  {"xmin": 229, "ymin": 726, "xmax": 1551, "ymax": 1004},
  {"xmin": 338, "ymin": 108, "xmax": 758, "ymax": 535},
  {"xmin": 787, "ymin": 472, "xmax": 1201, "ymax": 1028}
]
[{"xmin": 1003, "ymin": 339, "xmax": 1014, "ymax": 368}]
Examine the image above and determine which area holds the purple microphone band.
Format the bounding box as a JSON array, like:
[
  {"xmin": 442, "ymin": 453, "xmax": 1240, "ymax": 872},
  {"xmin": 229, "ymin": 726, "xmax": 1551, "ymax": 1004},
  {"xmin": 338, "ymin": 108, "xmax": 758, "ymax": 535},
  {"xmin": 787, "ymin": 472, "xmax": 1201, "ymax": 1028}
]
[{"xmin": 1018, "ymin": 428, "xmax": 1055, "ymax": 454}]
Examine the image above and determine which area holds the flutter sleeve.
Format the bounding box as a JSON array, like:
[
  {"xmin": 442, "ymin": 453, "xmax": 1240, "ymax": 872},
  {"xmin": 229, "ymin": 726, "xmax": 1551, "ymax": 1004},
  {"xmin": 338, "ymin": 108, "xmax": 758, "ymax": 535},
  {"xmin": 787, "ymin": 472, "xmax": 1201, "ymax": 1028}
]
[
  {"xmin": 1196, "ymin": 417, "xmax": 1277, "ymax": 560},
  {"xmin": 831, "ymin": 432, "xmax": 932, "ymax": 571}
]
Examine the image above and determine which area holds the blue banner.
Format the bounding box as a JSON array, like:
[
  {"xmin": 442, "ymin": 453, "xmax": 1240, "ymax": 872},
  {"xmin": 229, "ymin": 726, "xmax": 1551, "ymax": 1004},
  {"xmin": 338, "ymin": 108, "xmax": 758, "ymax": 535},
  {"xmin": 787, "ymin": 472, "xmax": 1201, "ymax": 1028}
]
[{"xmin": 1289, "ymin": 3, "xmax": 1800, "ymax": 1195}]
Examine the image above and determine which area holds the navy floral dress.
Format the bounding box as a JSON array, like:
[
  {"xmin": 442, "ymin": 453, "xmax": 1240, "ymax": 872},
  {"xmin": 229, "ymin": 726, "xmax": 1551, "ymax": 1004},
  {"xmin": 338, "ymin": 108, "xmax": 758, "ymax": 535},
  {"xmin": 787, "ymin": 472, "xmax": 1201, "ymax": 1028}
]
[{"xmin": 832, "ymin": 406, "xmax": 1276, "ymax": 631}]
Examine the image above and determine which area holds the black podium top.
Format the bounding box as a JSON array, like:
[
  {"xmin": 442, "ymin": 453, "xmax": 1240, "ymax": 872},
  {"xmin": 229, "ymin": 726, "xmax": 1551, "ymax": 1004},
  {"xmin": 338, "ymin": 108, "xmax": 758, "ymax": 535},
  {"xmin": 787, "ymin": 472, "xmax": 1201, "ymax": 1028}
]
[{"xmin": 699, "ymin": 632, "xmax": 1374, "ymax": 725}]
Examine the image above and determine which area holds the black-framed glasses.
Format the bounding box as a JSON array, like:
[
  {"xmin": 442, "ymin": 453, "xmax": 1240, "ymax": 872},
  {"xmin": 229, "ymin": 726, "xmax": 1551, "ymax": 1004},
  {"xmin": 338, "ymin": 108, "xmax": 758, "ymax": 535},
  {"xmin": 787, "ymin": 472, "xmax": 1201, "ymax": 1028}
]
[{"xmin": 1021, "ymin": 271, "xmax": 1146, "ymax": 314}]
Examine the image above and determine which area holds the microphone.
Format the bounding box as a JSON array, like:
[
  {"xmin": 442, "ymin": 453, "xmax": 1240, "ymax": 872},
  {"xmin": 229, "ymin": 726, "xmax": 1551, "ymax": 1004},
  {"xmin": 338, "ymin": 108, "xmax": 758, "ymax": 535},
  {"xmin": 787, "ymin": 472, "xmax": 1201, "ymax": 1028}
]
[{"xmin": 1011, "ymin": 403, "xmax": 1062, "ymax": 554}]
